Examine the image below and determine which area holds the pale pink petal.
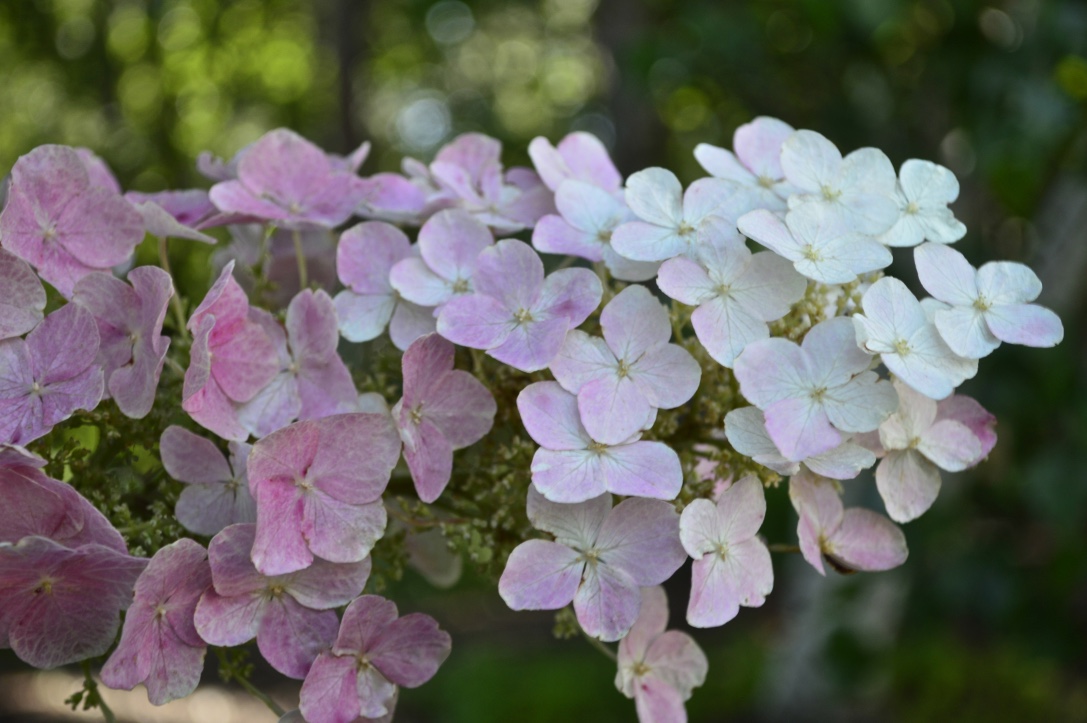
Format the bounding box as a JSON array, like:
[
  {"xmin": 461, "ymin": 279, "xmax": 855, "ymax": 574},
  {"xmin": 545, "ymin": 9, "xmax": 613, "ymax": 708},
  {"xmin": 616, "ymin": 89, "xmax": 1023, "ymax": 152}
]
[
  {"xmin": 984, "ymin": 303, "xmax": 1063, "ymax": 348},
  {"xmin": 600, "ymin": 441, "xmax": 683, "ymax": 500},
  {"xmin": 780, "ymin": 130, "xmax": 841, "ymax": 192},
  {"xmin": 629, "ymin": 344, "xmax": 701, "ymax": 410},
  {"xmin": 402, "ymin": 416, "xmax": 454, "ymax": 503},
  {"xmin": 302, "ymin": 493, "xmax": 387, "ymax": 565},
  {"xmin": 533, "ymin": 214, "xmax": 605, "ymax": 261},
  {"xmin": 827, "ymin": 508, "xmax": 908, "ymax": 572},
  {"xmin": 733, "ymin": 337, "xmax": 809, "ymax": 408},
  {"xmin": 419, "ymin": 208, "xmax": 494, "ymax": 285},
  {"xmin": 611, "ymin": 221, "xmax": 686, "ymax": 262},
  {"xmin": 656, "ymin": 256, "xmax": 717, "ymax": 306},
  {"xmin": 936, "ymin": 394, "xmax": 997, "ymax": 461},
  {"xmin": 578, "ymin": 374, "xmax": 654, "ymax": 446},
  {"xmin": 531, "ymin": 449, "xmax": 606, "ymax": 503},
  {"xmin": 875, "ymin": 450, "xmax": 942, "ymax": 523},
  {"xmin": 487, "ymin": 314, "xmax": 570, "ymax": 372},
  {"xmin": 690, "ymin": 295, "xmax": 767, "ymax": 367},
  {"xmin": 764, "ymin": 395, "xmax": 841, "ymax": 461},
  {"xmin": 574, "ymin": 560, "xmax": 641, "ymax": 641},
  {"xmin": 419, "ymin": 371, "xmax": 496, "ymax": 449},
  {"xmin": 336, "ymin": 222, "xmax": 411, "ymax": 293},
  {"xmin": 735, "ymin": 116, "xmax": 794, "ymax": 179},
  {"xmin": 624, "ymin": 168, "xmax": 683, "ymax": 227},
  {"xmin": 633, "ymin": 675, "xmax": 687, "ymax": 723},
  {"xmin": 914, "ymin": 242, "xmax": 979, "ymax": 306},
  {"xmin": 389, "ymin": 257, "xmax": 454, "ymax": 307},
  {"xmin": 368, "ymin": 612, "xmax": 452, "ymax": 688},
  {"xmin": 917, "ymin": 419, "xmax": 982, "ymax": 472},
  {"xmin": 821, "ymin": 372, "xmax": 898, "ymax": 434},
  {"xmin": 435, "ymin": 293, "xmax": 513, "ymax": 350},
  {"xmin": 0, "ymin": 249, "xmax": 46, "ymax": 340},
  {"xmin": 693, "ymin": 144, "xmax": 752, "ymax": 183},
  {"xmin": 801, "ymin": 316, "xmax": 873, "ymax": 387},
  {"xmin": 601, "ymin": 285, "xmax": 671, "ymax": 360},
  {"xmin": 596, "ymin": 498, "xmax": 685, "ymax": 586},
  {"xmin": 299, "ymin": 653, "xmax": 362, "ymax": 723},
  {"xmin": 525, "ymin": 485, "xmax": 610, "ymax": 549},
  {"xmin": 617, "ymin": 586, "xmax": 669, "ymax": 673},
  {"xmin": 250, "ymin": 481, "xmax": 311, "ymax": 576},
  {"xmin": 160, "ymin": 425, "xmax": 231, "ymax": 485},
  {"xmin": 388, "ymin": 300, "xmax": 437, "ymax": 351},
  {"xmin": 549, "ymin": 330, "xmax": 616, "ymax": 393},
  {"xmin": 534, "ymin": 267, "xmax": 602, "ymax": 328},
  {"xmin": 976, "ymin": 260, "xmax": 1041, "ymax": 305},
  {"xmin": 933, "ymin": 306, "xmax": 1000, "ymax": 359},
  {"xmin": 641, "ymin": 629, "xmax": 708, "ymax": 700},
  {"xmin": 686, "ymin": 538, "xmax": 772, "ymax": 628},
  {"xmin": 498, "ymin": 539, "xmax": 583, "ymax": 610}
]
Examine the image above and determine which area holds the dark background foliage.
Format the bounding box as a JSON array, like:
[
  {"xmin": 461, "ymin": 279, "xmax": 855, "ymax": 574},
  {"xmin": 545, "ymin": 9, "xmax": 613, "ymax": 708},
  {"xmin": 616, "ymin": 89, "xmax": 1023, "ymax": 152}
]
[{"xmin": 2, "ymin": 0, "xmax": 1086, "ymax": 721}]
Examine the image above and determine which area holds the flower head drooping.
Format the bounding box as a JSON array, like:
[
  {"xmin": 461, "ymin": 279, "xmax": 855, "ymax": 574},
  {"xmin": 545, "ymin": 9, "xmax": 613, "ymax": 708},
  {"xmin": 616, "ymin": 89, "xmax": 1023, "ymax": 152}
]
[
  {"xmin": 779, "ymin": 130, "xmax": 899, "ymax": 235},
  {"xmin": 853, "ymin": 276, "xmax": 978, "ymax": 400},
  {"xmin": 194, "ymin": 524, "xmax": 370, "ymax": 679},
  {"xmin": 611, "ymin": 168, "xmax": 747, "ymax": 263},
  {"xmin": 247, "ymin": 413, "xmax": 401, "ymax": 576},
  {"xmin": 694, "ymin": 116, "xmax": 797, "ymax": 214},
  {"xmin": 528, "ymin": 131, "xmax": 623, "ymax": 194},
  {"xmin": 914, "ymin": 242, "xmax": 1064, "ymax": 358},
  {"xmin": 657, "ymin": 235, "xmax": 807, "ymax": 367},
  {"xmin": 0, "ymin": 303, "xmax": 104, "ymax": 445},
  {"xmin": 101, "ymin": 539, "xmax": 213, "ymax": 705},
  {"xmin": 615, "ymin": 586, "xmax": 708, "ymax": 723},
  {"xmin": 680, "ymin": 475, "xmax": 773, "ymax": 628},
  {"xmin": 0, "ymin": 536, "xmax": 147, "ymax": 669},
  {"xmin": 238, "ymin": 289, "xmax": 358, "ymax": 438},
  {"xmin": 72, "ymin": 266, "xmax": 174, "ymax": 419},
  {"xmin": 499, "ymin": 487, "xmax": 685, "ymax": 641},
  {"xmin": 550, "ymin": 285, "xmax": 700, "ymax": 444},
  {"xmin": 0, "ymin": 145, "xmax": 145, "ymax": 296},
  {"xmin": 733, "ymin": 317, "xmax": 898, "ymax": 461},
  {"xmin": 878, "ymin": 160, "xmax": 966, "ymax": 247},
  {"xmin": 182, "ymin": 261, "xmax": 280, "ymax": 441},
  {"xmin": 437, "ymin": 238, "xmax": 602, "ymax": 372},
  {"xmin": 518, "ymin": 381, "xmax": 682, "ymax": 503},
  {"xmin": 334, "ymin": 222, "xmax": 436, "ymax": 349},
  {"xmin": 724, "ymin": 406, "xmax": 876, "ymax": 481},
  {"xmin": 209, "ymin": 129, "xmax": 366, "ymax": 228},
  {"xmin": 389, "ymin": 209, "xmax": 493, "ymax": 311},
  {"xmin": 738, "ymin": 203, "xmax": 892, "ymax": 284},
  {"xmin": 299, "ymin": 595, "xmax": 451, "ymax": 723},
  {"xmin": 159, "ymin": 426, "xmax": 256, "ymax": 537},
  {"xmin": 855, "ymin": 380, "xmax": 992, "ymax": 523},
  {"xmin": 788, "ymin": 469, "xmax": 908, "ymax": 576},
  {"xmin": 394, "ymin": 333, "xmax": 496, "ymax": 503},
  {"xmin": 0, "ymin": 249, "xmax": 46, "ymax": 341}
]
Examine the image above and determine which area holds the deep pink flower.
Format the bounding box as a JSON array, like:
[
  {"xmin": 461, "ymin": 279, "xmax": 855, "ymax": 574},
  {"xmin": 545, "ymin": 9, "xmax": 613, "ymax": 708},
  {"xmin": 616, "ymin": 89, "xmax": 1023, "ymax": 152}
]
[
  {"xmin": 209, "ymin": 129, "xmax": 367, "ymax": 228},
  {"xmin": 239, "ymin": 290, "xmax": 359, "ymax": 438},
  {"xmin": 615, "ymin": 586, "xmax": 708, "ymax": 723},
  {"xmin": 182, "ymin": 262, "xmax": 279, "ymax": 441},
  {"xmin": 72, "ymin": 266, "xmax": 173, "ymax": 419},
  {"xmin": 437, "ymin": 239, "xmax": 602, "ymax": 372},
  {"xmin": 550, "ymin": 285, "xmax": 701, "ymax": 445},
  {"xmin": 0, "ymin": 249, "xmax": 46, "ymax": 341},
  {"xmin": 194, "ymin": 524, "xmax": 369, "ymax": 679},
  {"xmin": 160, "ymin": 426, "xmax": 256, "ymax": 536},
  {"xmin": 247, "ymin": 413, "xmax": 402, "ymax": 576},
  {"xmin": 499, "ymin": 487, "xmax": 685, "ymax": 641},
  {"xmin": 101, "ymin": 539, "xmax": 212, "ymax": 705},
  {"xmin": 0, "ymin": 145, "xmax": 144, "ymax": 296},
  {"xmin": 299, "ymin": 595, "xmax": 451, "ymax": 723},
  {"xmin": 394, "ymin": 334, "xmax": 495, "ymax": 503},
  {"xmin": 0, "ymin": 303, "xmax": 104, "ymax": 445}
]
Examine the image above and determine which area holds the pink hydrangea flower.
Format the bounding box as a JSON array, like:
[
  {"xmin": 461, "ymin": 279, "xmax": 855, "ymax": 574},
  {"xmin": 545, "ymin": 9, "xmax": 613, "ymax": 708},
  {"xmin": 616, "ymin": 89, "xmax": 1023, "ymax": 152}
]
[
  {"xmin": 0, "ymin": 535, "xmax": 146, "ymax": 669},
  {"xmin": 159, "ymin": 426, "xmax": 256, "ymax": 536},
  {"xmin": 724, "ymin": 406, "xmax": 876, "ymax": 480},
  {"xmin": 680, "ymin": 475, "xmax": 773, "ymax": 628},
  {"xmin": 389, "ymin": 209, "xmax": 493, "ymax": 311},
  {"xmin": 914, "ymin": 242, "xmax": 1064, "ymax": 359},
  {"xmin": 611, "ymin": 168, "xmax": 747, "ymax": 262},
  {"xmin": 125, "ymin": 193, "xmax": 218, "ymax": 244},
  {"xmin": 74, "ymin": 147, "xmax": 122, "ymax": 193},
  {"xmin": 779, "ymin": 130, "xmax": 899, "ymax": 235},
  {"xmin": 0, "ymin": 303, "xmax": 104, "ymax": 445},
  {"xmin": 194, "ymin": 524, "xmax": 370, "ymax": 679},
  {"xmin": 532, "ymin": 180, "xmax": 660, "ymax": 282},
  {"xmin": 238, "ymin": 290, "xmax": 358, "ymax": 438},
  {"xmin": 853, "ymin": 276, "xmax": 978, "ymax": 400},
  {"xmin": 247, "ymin": 413, "xmax": 401, "ymax": 576},
  {"xmin": 615, "ymin": 586, "xmax": 708, "ymax": 723},
  {"xmin": 209, "ymin": 129, "xmax": 366, "ymax": 228},
  {"xmin": 856, "ymin": 380, "xmax": 991, "ymax": 523},
  {"xmin": 878, "ymin": 161, "xmax": 966, "ymax": 247},
  {"xmin": 517, "ymin": 381, "xmax": 682, "ymax": 503},
  {"xmin": 101, "ymin": 539, "xmax": 212, "ymax": 705},
  {"xmin": 213, "ymin": 224, "xmax": 339, "ymax": 308},
  {"xmin": 656, "ymin": 235, "xmax": 806, "ymax": 367},
  {"xmin": 528, "ymin": 131, "xmax": 622, "ymax": 194},
  {"xmin": 0, "ymin": 145, "xmax": 145, "ymax": 296},
  {"xmin": 299, "ymin": 595, "xmax": 451, "ymax": 723},
  {"xmin": 182, "ymin": 261, "xmax": 279, "ymax": 441},
  {"xmin": 788, "ymin": 469, "xmax": 908, "ymax": 575},
  {"xmin": 550, "ymin": 285, "xmax": 700, "ymax": 444},
  {"xmin": 71, "ymin": 266, "xmax": 173, "ymax": 419},
  {"xmin": 393, "ymin": 333, "xmax": 496, "ymax": 503},
  {"xmin": 732, "ymin": 317, "xmax": 897, "ymax": 461},
  {"xmin": 437, "ymin": 238, "xmax": 602, "ymax": 372},
  {"xmin": 125, "ymin": 189, "xmax": 221, "ymax": 231},
  {"xmin": 694, "ymin": 116, "xmax": 797, "ymax": 213},
  {"xmin": 334, "ymin": 222, "xmax": 436, "ymax": 349},
  {"xmin": 737, "ymin": 203, "xmax": 892, "ymax": 284},
  {"xmin": 0, "ymin": 447, "xmax": 127, "ymax": 552},
  {"xmin": 499, "ymin": 487, "xmax": 685, "ymax": 641},
  {"xmin": 0, "ymin": 249, "xmax": 46, "ymax": 341}
]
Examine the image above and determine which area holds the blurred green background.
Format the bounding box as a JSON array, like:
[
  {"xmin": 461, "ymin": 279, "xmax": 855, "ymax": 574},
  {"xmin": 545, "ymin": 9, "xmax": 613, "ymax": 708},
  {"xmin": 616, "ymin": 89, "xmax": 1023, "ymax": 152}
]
[{"xmin": 2, "ymin": 0, "xmax": 1087, "ymax": 721}]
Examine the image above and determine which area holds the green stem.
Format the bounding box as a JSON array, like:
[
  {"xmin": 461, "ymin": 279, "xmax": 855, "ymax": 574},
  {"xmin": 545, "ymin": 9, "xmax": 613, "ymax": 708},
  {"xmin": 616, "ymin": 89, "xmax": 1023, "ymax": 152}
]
[
  {"xmin": 293, "ymin": 229, "xmax": 309, "ymax": 290},
  {"xmin": 233, "ymin": 669, "xmax": 286, "ymax": 717},
  {"xmin": 581, "ymin": 626, "xmax": 617, "ymax": 662},
  {"xmin": 158, "ymin": 235, "xmax": 189, "ymax": 340},
  {"xmin": 768, "ymin": 543, "xmax": 801, "ymax": 554}
]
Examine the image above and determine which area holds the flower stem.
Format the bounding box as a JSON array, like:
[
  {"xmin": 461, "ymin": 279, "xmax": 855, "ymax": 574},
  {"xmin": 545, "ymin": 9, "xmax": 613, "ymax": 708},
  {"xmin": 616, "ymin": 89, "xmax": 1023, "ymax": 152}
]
[
  {"xmin": 232, "ymin": 668, "xmax": 286, "ymax": 717},
  {"xmin": 581, "ymin": 627, "xmax": 617, "ymax": 662},
  {"xmin": 293, "ymin": 229, "xmax": 308, "ymax": 290},
  {"xmin": 768, "ymin": 543, "xmax": 801, "ymax": 554},
  {"xmin": 157, "ymin": 235, "xmax": 189, "ymax": 340}
]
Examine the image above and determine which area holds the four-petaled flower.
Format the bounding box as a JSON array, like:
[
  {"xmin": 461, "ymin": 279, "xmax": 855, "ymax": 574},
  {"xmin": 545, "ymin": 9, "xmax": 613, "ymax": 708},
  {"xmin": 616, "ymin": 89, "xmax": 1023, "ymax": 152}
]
[
  {"xmin": 389, "ymin": 209, "xmax": 493, "ymax": 311},
  {"xmin": 159, "ymin": 425, "xmax": 256, "ymax": 537},
  {"xmin": 878, "ymin": 160, "xmax": 966, "ymax": 247},
  {"xmin": 694, "ymin": 116, "xmax": 797, "ymax": 213}
]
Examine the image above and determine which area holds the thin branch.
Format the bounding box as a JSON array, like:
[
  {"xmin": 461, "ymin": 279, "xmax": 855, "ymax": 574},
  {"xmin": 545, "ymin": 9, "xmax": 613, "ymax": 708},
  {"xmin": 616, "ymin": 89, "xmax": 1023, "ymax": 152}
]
[
  {"xmin": 158, "ymin": 235, "xmax": 189, "ymax": 341},
  {"xmin": 581, "ymin": 627, "xmax": 618, "ymax": 662},
  {"xmin": 768, "ymin": 543, "xmax": 801, "ymax": 554},
  {"xmin": 293, "ymin": 229, "xmax": 309, "ymax": 290},
  {"xmin": 232, "ymin": 672, "xmax": 286, "ymax": 717}
]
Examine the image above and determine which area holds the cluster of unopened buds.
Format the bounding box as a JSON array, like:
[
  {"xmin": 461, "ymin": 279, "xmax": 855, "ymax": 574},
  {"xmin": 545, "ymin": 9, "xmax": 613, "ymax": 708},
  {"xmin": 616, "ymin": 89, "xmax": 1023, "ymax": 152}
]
[{"xmin": 0, "ymin": 116, "xmax": 1063, "ymax": 723}]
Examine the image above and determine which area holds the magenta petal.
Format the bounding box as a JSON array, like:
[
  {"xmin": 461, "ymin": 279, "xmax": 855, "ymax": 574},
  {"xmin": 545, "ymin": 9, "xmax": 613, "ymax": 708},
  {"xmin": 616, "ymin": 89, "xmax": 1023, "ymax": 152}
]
[
  {"xmin": 0, "ymin": 249, "xmax": 46, "ymax": 340},
  {"xmin": 160, "ymin": 425, "xmax": 232, "ymax": 484},
  {"xmin": 368, "ymin": 612, "xmax": 452, "ymax": 687},
  {"xmin": 257, "ymin": 596, "xmax": 339, "ymax": 679},
  {"xmin": 193, "ymin": 587, "xmax": 265, "ymax": 647},
  {"xmin": 402, "ymin": 416, "xmax": 454, "ymax": 503},
  {"xmin": 299, "ymin": 653, "xmax": 362, "ymax": 723},
  {"xmin": 302, "ymin": 493, "xmax": 387, "ymax": 565},
  {"xmin": 498, "ymin": 539, "xmax": 583, "ymax": 610},
  {"xmin": 334, "ymin": 594, "xmax": 399, "ymax": 653},
  {"xmin": 250, "ymin": 481, "xmax": 311, "ymax": 576}
]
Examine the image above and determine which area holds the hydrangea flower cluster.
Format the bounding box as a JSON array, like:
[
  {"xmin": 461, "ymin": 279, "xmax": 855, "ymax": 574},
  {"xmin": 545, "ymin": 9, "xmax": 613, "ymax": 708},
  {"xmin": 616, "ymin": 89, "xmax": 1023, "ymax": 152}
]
[{"xmin": 0, "ymin": 117, "xmax": 1061, "ymax": 722}]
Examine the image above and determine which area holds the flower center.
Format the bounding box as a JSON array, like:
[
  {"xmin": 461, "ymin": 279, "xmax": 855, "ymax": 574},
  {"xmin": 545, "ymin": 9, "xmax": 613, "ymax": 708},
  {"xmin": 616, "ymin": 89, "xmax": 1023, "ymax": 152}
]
[
  {"xmin": 513, "ymin": 308, "xmax": 534, "ymax": 324},
  {"xmin": 714, "ymin": 542, "xmax": 729, "ymax": 560},
  {"xmin": 820, "ymin": 185, "xmax": 842, "ymax": 201},
  {"xmin": 716, "ymin": 283, "xmax": 732, "ymax": 297},
  {"xmin": 355, "ymin": 653, "xmax": 372, "ymax": 672},
  {"xmin": 893, "ymin": 338, "xmax": 911, "ymax": 356},
  {"xmin": 581, "ymin": 548, "xmax": 601, "ymax": 566},
  {"xmin": 757, "ymin": 175, "xmax": 775, "ymax": 189},
  {"xmin": 155, "ymin": 605, "xmax": 168, "ymax": 620},
  {"xmin": 973, "ymin": 295, "xmax": 992, "ymax": 312},
  {"xmin": 295, "ymin": 474, "xmax": 313, "ymax": 491},
  {"xmin": 42, "ymin": 225, "xmax": 57, "ymax": 241},
  {"xmin": 29, "ymin": 381, "xmax": 42, "ymax": 396},
  {"xmin": 677, "ymin": 222, "xmax": 696, "ymax": 238},
  {"xmin": 268, "ymin": 584, "xmax": 285, "ymax": 599},
  {"xmin": 632, "ymin": 660, "xmax": 652, "ymax": 677},
  {"xmin": 597, "ymin": 229, "xmax": 613, "ymax": 244},
  {"xmin": 905, "ymin": 201, "xmax": 920, "ymax": 215},
  {"xmin": 907, "ymin": 436, "xmax": 921, "ymax": 449},
  {"xmin": 35, "ymin": 578, "xmax": 55, "ymax": 595},
  {"xmin": 288, "ymin": 201, "xmax": 303, "ymax": 215},
  {"xmin": 616, "ymin": 359, "xmax": 632, "ymax": 378},
  {"xmin": 587, "ymin": 441, "xmax": 608, "ymax": 454},
  {"xmin": 452, "ymin": 278, "xmax": 471, "ymax": 294},
  {"xmin": 802, "ymin": 245, "xmax": 822, "ymax": 262},
  {"xmin": 810, "ymin": 387, "xmax": 827, "ymax": 403},
  {"xmin": 409, "ymin": 405, "xmax": 424, "ymax": 425}
]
